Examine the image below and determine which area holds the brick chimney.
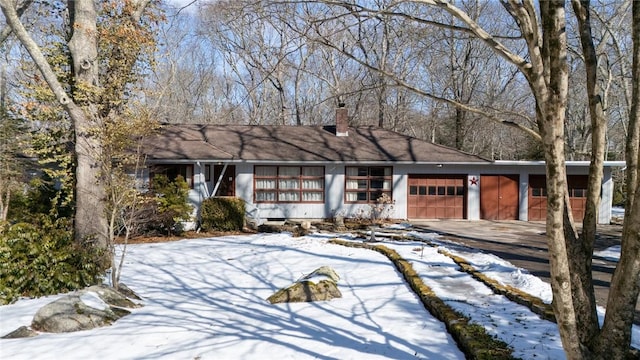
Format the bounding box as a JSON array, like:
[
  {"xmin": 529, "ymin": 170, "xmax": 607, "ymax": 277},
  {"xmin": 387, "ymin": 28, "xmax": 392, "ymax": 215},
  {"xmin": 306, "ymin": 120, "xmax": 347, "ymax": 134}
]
[{"xmin": 336, "ymin": 103, "xmax": 348, "ymax": 137}]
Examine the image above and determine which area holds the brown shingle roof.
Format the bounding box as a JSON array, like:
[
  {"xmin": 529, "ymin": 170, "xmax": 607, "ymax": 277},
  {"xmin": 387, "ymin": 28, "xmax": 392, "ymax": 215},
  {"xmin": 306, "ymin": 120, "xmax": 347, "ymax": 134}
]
[{"xmin": 145, "ymin": 124, "xmax": 490, "ymax": 163}]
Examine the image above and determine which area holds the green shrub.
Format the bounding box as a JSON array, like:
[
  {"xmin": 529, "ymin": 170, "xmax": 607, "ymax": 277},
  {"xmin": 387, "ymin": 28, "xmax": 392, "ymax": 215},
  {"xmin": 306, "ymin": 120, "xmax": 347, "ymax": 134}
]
[
  {"xmin": 0, "ymin": 218, "xmax": 104, "ymax": 304},
  {"xmin": 148, "ymin": 174, "xmax": 193, "ymax": 235},
  {"xmin": 200, "ymin": 197, "xmax": 245, "ymax": 231}
]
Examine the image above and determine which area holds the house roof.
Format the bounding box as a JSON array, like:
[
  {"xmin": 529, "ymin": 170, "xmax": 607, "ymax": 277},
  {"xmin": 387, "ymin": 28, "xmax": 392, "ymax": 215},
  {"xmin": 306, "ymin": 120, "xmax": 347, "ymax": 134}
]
[{"xmin": 144, "ymin": 124, "xmax": 491, "ymax": 164}]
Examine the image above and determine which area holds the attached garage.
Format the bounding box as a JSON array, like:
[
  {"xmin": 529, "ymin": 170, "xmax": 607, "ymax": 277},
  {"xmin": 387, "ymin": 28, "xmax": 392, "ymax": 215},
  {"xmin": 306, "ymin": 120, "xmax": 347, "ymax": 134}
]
[
  {"xmin": 480, "ymin": 175, "xmax": 519, "ymax": 220},
  {"xmin": 408, "ymin": 174, "xmax": 466, "ymax": 219},
  {"xmin": 528, "ymin": 175, "xmax": 588, "ymax": 221}
]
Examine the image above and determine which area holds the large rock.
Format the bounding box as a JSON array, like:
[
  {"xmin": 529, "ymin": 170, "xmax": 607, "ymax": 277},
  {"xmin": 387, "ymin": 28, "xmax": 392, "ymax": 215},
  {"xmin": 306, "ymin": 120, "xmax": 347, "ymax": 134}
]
[
  {"xmin": 30, "ymin": 285, "xmax": 139, "ymax": 334},
  {"xmin": 267, "ymin": 266, "xmax": 342, "ymax": 304}
]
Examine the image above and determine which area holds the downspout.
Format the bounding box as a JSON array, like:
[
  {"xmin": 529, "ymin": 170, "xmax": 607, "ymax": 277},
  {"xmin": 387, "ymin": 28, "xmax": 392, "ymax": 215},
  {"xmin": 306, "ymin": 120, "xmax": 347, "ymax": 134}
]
[{"xmin": 211, "ymin": 163, "xmax": 228, "ymax": 197}]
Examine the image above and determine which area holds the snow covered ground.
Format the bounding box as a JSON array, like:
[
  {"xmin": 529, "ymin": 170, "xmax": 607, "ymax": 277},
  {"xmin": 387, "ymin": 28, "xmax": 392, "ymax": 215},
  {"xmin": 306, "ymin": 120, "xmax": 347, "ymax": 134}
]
[{"xmin": 0, "ymin": 228, "xmax": 636, "ymax": 360}]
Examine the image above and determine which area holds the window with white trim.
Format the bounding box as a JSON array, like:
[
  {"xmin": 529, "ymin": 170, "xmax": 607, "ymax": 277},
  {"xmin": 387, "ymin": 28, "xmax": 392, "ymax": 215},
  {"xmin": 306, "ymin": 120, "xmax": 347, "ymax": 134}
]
[
  {"xmin": 345, "ymin": 166, "xmax": 392, "ymax": 203},
  {"xmin": 254, "ymin": 166, "xmax": 324, "ymax": 203}
]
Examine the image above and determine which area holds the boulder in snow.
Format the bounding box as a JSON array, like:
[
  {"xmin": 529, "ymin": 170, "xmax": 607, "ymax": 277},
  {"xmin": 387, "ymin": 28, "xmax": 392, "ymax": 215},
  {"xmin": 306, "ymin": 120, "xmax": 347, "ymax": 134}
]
[
  {"xmin": 267, "ymin": 266, "xmax": 342, "ymax": 304},
  {"xmin": 30, "ymin": 284, "xmax": 139, "ymax": 333}
]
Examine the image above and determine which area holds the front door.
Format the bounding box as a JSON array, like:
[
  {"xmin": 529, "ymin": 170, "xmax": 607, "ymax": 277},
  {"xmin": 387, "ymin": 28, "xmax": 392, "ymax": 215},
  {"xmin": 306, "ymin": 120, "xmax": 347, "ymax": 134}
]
[{"xmin": 213, "ymin": 165, "xmax": 235, "ymax": 196}]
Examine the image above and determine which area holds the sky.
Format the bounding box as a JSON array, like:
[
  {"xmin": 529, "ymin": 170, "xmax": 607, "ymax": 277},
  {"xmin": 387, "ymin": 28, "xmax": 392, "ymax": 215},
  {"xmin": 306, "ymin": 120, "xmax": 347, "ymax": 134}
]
[{"xmin": 0, "ymin": 225, "xmax": 637, "ymax": 360}]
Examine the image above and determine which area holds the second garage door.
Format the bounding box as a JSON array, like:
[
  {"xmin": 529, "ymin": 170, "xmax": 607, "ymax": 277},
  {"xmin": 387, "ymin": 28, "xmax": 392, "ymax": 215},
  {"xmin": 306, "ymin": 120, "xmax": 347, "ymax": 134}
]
[
  {"xmin": 480, "ymin": 175, "xmax": 520, "ymax": 220},
  {"xmin": 408, "ymin": 174, "xmax": 466, "ymax": 219}
]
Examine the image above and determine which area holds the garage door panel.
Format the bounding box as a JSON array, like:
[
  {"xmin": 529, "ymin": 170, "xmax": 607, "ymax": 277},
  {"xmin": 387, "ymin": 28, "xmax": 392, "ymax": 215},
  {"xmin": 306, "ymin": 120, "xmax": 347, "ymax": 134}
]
[{"xmin": 408, "ymin": 174, "xmax": 466, "ymax": 219}]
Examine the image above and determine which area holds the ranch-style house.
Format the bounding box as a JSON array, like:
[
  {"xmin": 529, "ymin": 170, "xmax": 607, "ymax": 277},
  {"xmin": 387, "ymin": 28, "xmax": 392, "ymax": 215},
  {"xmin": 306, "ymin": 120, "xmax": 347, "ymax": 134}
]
[{"xmin": 143, "ymin": 107, "xmax": 623, "ymax": 226}]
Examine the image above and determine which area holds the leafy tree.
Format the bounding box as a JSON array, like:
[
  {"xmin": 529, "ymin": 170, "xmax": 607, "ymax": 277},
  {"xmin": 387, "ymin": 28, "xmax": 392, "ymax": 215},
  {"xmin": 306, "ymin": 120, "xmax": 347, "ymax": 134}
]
[{"xmin": 0, "ymin": 0, "xmax": 164, "ymax": 249}]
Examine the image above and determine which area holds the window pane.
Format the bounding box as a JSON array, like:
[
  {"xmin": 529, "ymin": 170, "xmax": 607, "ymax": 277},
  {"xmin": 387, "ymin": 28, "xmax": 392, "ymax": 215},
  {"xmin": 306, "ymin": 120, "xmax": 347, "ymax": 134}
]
[
  {"xmin": 256, "ymin": 179, "xmax": 276, "ymax": 189},
  {"xmin": 456, "ymin": 186, "xmax": 465, "ymax": 195},
  {"xmin": 419, "ymin": 186, "xmax": 427, "ymax": 195},
  {"xmin": 255, "ymin": 166, "xmax": 277, "ymax": 176},
  {"xmin": 447, "ymin": 186, "xmax": 455, "ymax": 196},
  {"xmin": 428, "ymin": 186, "xmax": 436, "ymax": 195},
  {"xmin": 347, "ymin": 167, "xmax": 367, "ymax": 176},
  {"xmin": 256, "ymin": 191, "xmax": 276, "ymax": 202},
  {"xmin": 370, "ymin": 167, "xmax": 391, "ymax": 177},
  {"xmin": 279, "ymin": 179, "xmax": 299, "ymax": 189},
  {"xmin": 279, "ymin": 167, "xmax": 300, "ymax": 176},
  {"xmin": 346, "ymin": 192, "xmax": 359, "ymax": 202},
  {"xmin": 437, "ymin": 187, "xmax": 445, "ymax": 195},
  {"xmin": 303, "ymin": 179, "xmax": 323, "ymax": 189},
  {"xmin": 279, "ymin": 191, "xmax": 300, "ymax": 202},
  {"xmin": 302, "ymin": 191, "xmax": 323, "ymax": 202},
  {"xmin": 357, "ymin": 192, "xmax": 368, "ymax": 201},
  {"xmin": 371, "ymin": 179, "xmax": 384, "ymax": 189},
  {"xmin": 302, "ymin": 167, "xmax": 323, "ymax": 176},
  {"xmin": 346, "ymin": 180, "xmax": 359, "ymax": 190},
  {"xmin": 409, "ymin": 186, "xmax": 417, "ymax": 195}
]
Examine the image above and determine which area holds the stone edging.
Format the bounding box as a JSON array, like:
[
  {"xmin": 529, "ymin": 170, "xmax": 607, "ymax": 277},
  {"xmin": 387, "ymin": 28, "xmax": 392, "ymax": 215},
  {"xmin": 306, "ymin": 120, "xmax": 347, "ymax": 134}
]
[
  {"xmin": 329, "ymin": 239, "xmax": 516, "ymax": 360},
  {"xmin": 436, "ymin": 248, "xmax": 556, "ymax": 322}
]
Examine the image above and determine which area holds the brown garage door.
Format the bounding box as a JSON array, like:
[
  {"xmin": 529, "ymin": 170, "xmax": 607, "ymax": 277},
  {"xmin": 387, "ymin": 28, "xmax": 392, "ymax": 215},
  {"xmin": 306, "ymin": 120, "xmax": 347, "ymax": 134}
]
[
  {"xmin": 528, "ymin": 175, "xmax": 588, "ymax": 221},
  {"xmin": 408, "ymin": 175, "xmax": 466, "ymax": 219},
  {"xmin": 480, "ymin": 175, "xmax": 519, "ymax": 220}
]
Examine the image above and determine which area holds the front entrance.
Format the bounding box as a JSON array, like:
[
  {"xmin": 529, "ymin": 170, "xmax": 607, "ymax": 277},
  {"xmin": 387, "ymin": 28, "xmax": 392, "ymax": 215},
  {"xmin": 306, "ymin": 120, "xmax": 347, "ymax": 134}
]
[
  {"xmin": 480, "ymin": 175, "xmax": 519, "ymax": 220},
  {"xmin": 407, "ymin": 174, "xmax": 466, "ymax": 219},
  {"xmin": 213, "ymin": 165, "xmax": 236, "ymax": 196}
]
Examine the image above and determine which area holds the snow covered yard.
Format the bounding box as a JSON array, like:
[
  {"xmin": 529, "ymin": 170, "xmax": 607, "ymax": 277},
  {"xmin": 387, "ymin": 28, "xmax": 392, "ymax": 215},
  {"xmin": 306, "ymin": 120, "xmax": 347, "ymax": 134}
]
[{"xmin": 0, "ymin": 230, "xmax": 637, "ymax": 359}]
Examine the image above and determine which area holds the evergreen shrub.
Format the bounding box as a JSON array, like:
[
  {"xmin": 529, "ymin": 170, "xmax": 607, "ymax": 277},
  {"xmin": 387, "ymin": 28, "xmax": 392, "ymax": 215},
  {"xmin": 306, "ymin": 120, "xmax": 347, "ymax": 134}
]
[
  {"xmin": 147, "ymin": 174, "xmax": 193, "ymax": 235},
  {"xmin": 200, "ymin": 197, "xmax": 245, "ymax": 231},
  {"xmin": 0, "ymin": 218, "xmax": 104, "ymax": 304}
]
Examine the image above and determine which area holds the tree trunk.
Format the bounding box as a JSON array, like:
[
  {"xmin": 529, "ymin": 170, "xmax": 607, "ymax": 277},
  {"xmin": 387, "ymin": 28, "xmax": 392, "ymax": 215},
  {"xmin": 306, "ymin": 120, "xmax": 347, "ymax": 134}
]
[
  {"xmin": 596, "ymin": 1, "xmax": 640, "ymax": 357},
  {"xmin": 568, "ymin": 0, "xmax": 605, "ymax": 350},
  {"xmin": 537, "ymin": 2, "xmax": 588, "ymax": 358},
  {"xmin": 67, "ymin": 0, "xmax": 108, "ymax": 247}
]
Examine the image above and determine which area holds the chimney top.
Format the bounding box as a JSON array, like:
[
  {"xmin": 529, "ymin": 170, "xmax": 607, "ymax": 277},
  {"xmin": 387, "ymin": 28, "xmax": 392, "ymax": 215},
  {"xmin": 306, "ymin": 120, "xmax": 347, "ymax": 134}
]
[{"xmin": 336, "ymin": 105, "xmax": 348, "ymax": 137}]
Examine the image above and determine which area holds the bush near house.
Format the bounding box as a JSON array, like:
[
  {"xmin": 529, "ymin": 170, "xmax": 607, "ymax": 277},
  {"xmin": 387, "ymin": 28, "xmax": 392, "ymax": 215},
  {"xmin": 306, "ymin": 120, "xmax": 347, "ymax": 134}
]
[
  {"xmin": 0, "ymin": 218, "xmax": 104, "ymax": 305},
  {"xmin": 146, "ymin": 174, "xmax": 193, "ymax": 235},
  {"xmin": 200, "ymin": 197, "xmax": 245, "ymax": 231}
]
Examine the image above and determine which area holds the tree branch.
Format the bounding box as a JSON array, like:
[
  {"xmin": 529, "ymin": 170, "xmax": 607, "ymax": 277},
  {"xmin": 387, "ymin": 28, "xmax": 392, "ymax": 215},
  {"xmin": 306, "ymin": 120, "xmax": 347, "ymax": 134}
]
[
  {"xmin": 314, "ymin": 34, "xmax": 541, "ymax": 141},
  {"xmin": 0, "ymin": 0, "xmax": 71, "ymax": 105},
  {"xmin": 0, "ymin": 0, "xmax": 33, "ymax": 45}
]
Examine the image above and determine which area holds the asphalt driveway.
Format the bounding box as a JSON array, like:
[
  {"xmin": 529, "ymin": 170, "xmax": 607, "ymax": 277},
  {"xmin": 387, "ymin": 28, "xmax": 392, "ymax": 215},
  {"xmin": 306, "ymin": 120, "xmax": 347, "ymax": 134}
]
[{"xmin": 408, "ymin": 219, "xmax": 637, "ymax": 322}]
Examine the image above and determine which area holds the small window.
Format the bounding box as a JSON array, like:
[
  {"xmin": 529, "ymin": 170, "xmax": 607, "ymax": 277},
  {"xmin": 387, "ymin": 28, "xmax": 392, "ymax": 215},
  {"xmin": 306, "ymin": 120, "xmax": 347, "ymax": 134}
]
[
  {"xmin": 447, "ymin": 186, "xmax": 455, "ymax": 196},
  {"xmin": 419, "ymin": 186, "xmax": 427, "ymax": 195},
  {"xmin": 345, "ymin": 166, "xmax": 392, "ymax": 203},
  {"xmin": 409, "ymin": 186, "xmax": 418, "ymax": 195},
  {"xmin": 437, "ymin": 187, "xmax": 445, "ymax": 196},
  {"xmin": 456, "ymin": 186, "xmax": 465, "ymax": 195},
  {"xmin": 428, "ymin": 186, "xmax": 436, "ymax": 195}
]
